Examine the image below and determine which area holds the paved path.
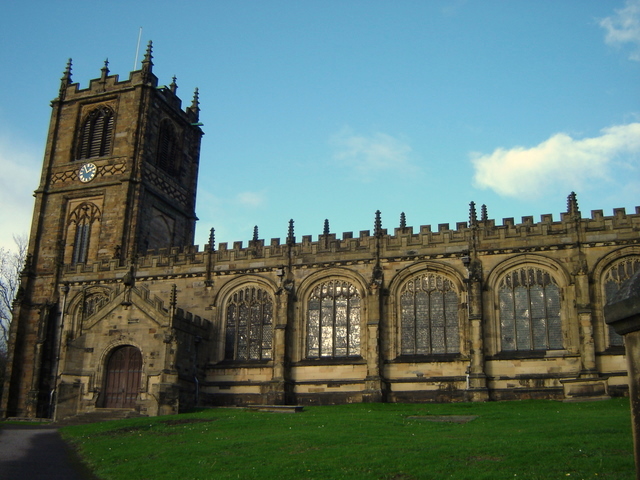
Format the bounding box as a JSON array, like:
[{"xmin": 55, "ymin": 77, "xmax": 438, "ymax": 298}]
[{"xmin": 0, "ymin": 424, "xmax": 97, "ymax": 480}]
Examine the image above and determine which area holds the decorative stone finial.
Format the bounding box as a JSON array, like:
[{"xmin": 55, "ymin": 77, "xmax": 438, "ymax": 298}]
[
  {"xmin": 208, "ymin": 227, "xmax": 215, "ymax": 252},
  {"xmin": 170, "ymin": 284, "xmax": 177, "ymax": 308},
  {"xmin": 59, "ymin": 58, "xmax": 72, "ymax": 98},
  {"xmin": 399, "ymin": 212, "xmax": 406, "ymax": 229},
  {"xmin": 323, "ymin": 219, "xmax": 330, "ymax": 236},
  {"xmin": 188, "ymin": 87, "xmax": 200, "ymax": 120},
  {"xmin": 374, "ymin": 210, "xmax": 382, "ymax": 237},
  {"xmin": 481, "ymin": 204, "xmax": 488, "ymax": 222},
  {"xmin": 469, "ymin": 201, "xmax": 477, "ymax": 226},
  {"xmin": 567, "ymin": 192, "xmax": 580, "ymax": 217},
  {"xmin": 170, "ymin": 75, "xmax": 177, "ymax": 94},
  {"xmin": 142, "ymin": 40, "xmax": 153, "ymax": 72},
  {"xmin": 101, "ymin": 58, "xmax": 110, "ymax": 79},
  {"xmin": 287, "ymin": 219, "xmax": 295, "ymax": 245},
  {"xmin": 253, "ymin": 225, "xmax": 259, "ymax": 242}
]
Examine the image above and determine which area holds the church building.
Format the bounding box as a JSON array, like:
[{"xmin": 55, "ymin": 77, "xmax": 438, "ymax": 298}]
[{"xmin": 2, "ymin": 46, "xmax": 637, "ymax": 419}]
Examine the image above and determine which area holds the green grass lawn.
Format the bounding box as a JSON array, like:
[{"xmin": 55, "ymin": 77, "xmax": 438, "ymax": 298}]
[{"xmin": 61, "ymin": 398, "xmax": 635, "ymax": 480}]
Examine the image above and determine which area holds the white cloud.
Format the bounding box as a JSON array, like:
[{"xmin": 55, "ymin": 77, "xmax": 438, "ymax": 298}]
[
  {"xmin": 600, "ymin": 0, "xmax": 640, "ymax": 61},
  {"xmin": 471, "ymin": 123, "xmax": 640, "ymax": 199},
  {"xmin": 0, "ymin": 135, "xmax": 40, "ymax": 251},
  {"xmin": 330, "ymin": 127, "xmax": 418, "ymax": 181},
  {"xmin": 236, "ymin": 191, "xmax": 267, "ymax": 208}
]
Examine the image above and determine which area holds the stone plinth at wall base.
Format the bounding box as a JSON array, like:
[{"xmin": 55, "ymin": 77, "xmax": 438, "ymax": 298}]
[
  {"xmin": 560, "ymin": 377, "xmax": 609, "ymax": 401},
  {"xmin": 362, "ymin": 376, "xmax": 384, "ymax": 403},
  {"xmin": 53, "ymin": 382, "xmax": 82, "ymax": 421},
  {"xmin": 464, "ymin": 388, "xmax": 489, "ymax": 402},
  {"xmin": 157, "ymin": 383, "xmax": 180, "ymax": 416},
  {"xmin": 264, "ymin": 380, "xmax": 287, "ymax": 405}
]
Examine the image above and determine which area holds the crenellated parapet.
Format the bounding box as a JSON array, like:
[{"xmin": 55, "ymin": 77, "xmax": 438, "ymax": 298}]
[
  {"xmin": 60, "ymin": 199, "xmax": 640, "ymax": 282},
  {"xmin": 173, "ymin": 307, "xmax": 210, "ymax": 336}
]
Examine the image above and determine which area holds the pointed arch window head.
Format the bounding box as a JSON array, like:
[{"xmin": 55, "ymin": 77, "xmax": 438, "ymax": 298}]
[
  {"xmin": 77, "ymin": 107, "xmax": 114, "ymax": 159},
  {"xmin": 499, "ymin": 267, "xmax": 562, "ymax": 352},
  {"xmin": 68, "ymin": 202, "xmax": 101, "ymax": 265},
  {"xmin": 156, "ymin": 120, "xmax": 179, "ymax": 175},
  {"xmin": 225, "ymin": 286, "xmax": 273, "ymax": 361},
  {"xmin": 603, "ymin": 257, "xmax": 640, "ymax": 347},
  {"xmin": 400, "ymin": 273, "xmax": 460, "ymax": 356},
  {"xmin": 306, "ymin": 280, "xmax": 361, "ymax": 359}
]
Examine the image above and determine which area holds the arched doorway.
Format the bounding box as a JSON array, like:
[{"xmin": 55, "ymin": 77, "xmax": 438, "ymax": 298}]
[{"xmin": 103, "ymin": 345, "xmax": 142, "ymax": 408}]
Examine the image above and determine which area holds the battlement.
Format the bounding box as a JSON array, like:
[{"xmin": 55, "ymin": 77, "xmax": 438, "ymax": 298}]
[
  {"xmin": 55, "ymin": 41, "xmax": 200, "ymax": 123},
  {"xmin": 174, "ymin": 307, "xmax": 210, "ymax": 332},
  {"xmin": 61, "ymin": 201, "xmax": 640, "ymax": 278}
]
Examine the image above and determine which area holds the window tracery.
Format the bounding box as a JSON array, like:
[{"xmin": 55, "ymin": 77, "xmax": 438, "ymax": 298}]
[
  {"xmin": 68, "ymin": 202, "xmax": 101, "ymax": 264},
  {"xmin": 306, "ymin": 280, "xmax": 361, "ymax": 358},
  {"xmin": 498, "ymin": 267, "xmax": 562, "ymax": 351},
  {"xmin": 603, "ymin": 257, "xmax": 640, "ymax": 346},
  {"xmin": 225, "ymin": 287, "xmax": 273, "ymax": 361},
  {"xmin": 399, "ymin": 272, "xmax": 460, "ymax": 355},
  {"xmin": 77, "ymin": 107, "xmax": 114, "ymax": 159}
]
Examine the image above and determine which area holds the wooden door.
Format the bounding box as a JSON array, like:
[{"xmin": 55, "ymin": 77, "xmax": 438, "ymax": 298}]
[{"xmin": 103, "ymin": 346, "xmax": 142, "ymax": 408}]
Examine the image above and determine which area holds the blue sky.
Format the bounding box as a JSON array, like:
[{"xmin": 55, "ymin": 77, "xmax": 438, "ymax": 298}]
[{"xmin": 0, "ymin": 0, "xmax": 639, "ymax": 252}]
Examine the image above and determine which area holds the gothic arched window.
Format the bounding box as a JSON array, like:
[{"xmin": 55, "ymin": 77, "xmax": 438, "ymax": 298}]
[
  {"xmin": 68, "ymin": 203, "xmax": 101, "ymax": 264},
  {"xmin": 499, "ymin": 267, "xmax": 563, "ymax": 352},
  {"xmin": 77, "ymin": 107, "xmax": 114, "ymax": 159},
  {"xmin": 225, "ymin": 287, "xmax": 273, "ymax": 361},
  {"xmin": 400, "ymin": 273, "xmax": 460, "ymax": 355},
  {"xmin": 603, "ymin": 257, "xmax": 640, "ymax": 347},
  {"xmin": 156, "ymin": 121, "xmax": 179, "ymax": 175},
  {"xmin": 306, "ymin": 280, "xmax": 361, "ymax": 358}
]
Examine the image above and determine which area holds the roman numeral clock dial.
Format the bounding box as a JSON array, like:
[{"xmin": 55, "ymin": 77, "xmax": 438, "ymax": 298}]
[{"xmin": 78, "ymin": 162, "xmax": 97, "ymax": 183}]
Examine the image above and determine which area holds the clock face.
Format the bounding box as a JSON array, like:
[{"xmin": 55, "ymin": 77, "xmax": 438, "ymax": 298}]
[{"xmin": 78, "ymin": 163, "xmax": 97, "ymax": 183}]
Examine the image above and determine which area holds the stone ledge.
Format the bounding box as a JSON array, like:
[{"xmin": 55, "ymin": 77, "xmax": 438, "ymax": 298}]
[{"xmin": 246, "ymin": 405, "xmax": 304, "ymax": 413}]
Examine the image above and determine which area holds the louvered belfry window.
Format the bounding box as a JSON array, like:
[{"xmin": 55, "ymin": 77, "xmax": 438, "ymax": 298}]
[
  {"xmin": 603, "ymin": 257, "xmax": 639, "ymax": 347},
  {"xmin": 306, "ymin": 280, "xmax": 361, "ymax": 358},
  {"xmin": 400, "ymin": 273, "xmax": 460, "ymax": 355},
  {"xmin": 77, "ymin": 107, "xmax": 114, "ymax": 159},
  {"xmin": 225, "ymin": 287, "xmax": 273, "ymax": 361},
  {"xmin": 499, "ymin": 267, "xmax": 563, "ymax": 351},
  {"xmin": 157, "ymin": 121, "xmax": 178, "ymax": 174}
]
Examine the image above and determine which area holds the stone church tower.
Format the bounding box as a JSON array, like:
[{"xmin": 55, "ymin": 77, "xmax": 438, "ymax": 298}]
[{"xmin": 2, "ymin": 43, "xmax": 203, "ymax": 417}]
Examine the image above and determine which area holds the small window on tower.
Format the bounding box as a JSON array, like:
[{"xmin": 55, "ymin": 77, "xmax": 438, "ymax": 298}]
[
  {"xmin": 77, "ymin": 107, "xmax": 114, "ymax": 159},
  {"xmin": 157, "ymin": 120, "xmax": 179, "ymax": 175}
]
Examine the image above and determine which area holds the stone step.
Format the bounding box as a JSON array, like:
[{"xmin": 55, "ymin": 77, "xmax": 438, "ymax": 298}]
[{"xmin": 54, "ymin": 408, "xmax": 146, "ymax": 426}]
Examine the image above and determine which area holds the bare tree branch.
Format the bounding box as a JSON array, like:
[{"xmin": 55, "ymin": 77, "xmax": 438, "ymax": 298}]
[{"xmin": 0, "ymin": 234, "xmax": 28, "ymax": 352}]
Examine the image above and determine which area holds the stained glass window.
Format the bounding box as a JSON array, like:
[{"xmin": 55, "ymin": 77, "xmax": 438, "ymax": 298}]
[
  {"xmin": 306, "ymin": 280, "xmax": 361, "ymax": 358},
  {"xmin": 603, "ymin": 257, "xmax": 640, "ymax": 347},
  {"xmin": 225, "ymin": 287, "xmax": 273, "ymax": 361},
  {"xmin": 499, "ymin": 268, "xmax": 562, "ymax": 351},
  {"xmin": 400, "ymin": 273, "xmax": 459, "ymax": 355}
]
